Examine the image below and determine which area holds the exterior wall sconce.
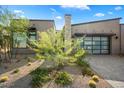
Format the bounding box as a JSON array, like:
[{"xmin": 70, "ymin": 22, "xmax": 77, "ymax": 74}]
[{"xmin": 115, "ymin": 36, "xmax": 118, "ymax": 39}]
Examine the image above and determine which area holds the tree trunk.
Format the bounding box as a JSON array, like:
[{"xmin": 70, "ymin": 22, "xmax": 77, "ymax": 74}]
[{"xmin": 0, "ymin": 46, "xmax": 3, "ymax": 63}]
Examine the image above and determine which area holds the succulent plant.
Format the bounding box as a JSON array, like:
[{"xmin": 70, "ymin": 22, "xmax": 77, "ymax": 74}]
[
  {"xmin": 88, "ymin": 79, "xmax": 96, "ymax": 88},
  {"xmin": 13, "ymin": 69, "xmax": 20, "ymax": 73},
  {"xmin": 92, "ymin": 75, "xmax": 99, "ymax": 82},
  {"xmin": 0, "ymin": 76, "xmax": 9, "ymax": 82},
  {"xmin": 27, "ymin": 62, "xmax": 32, "ymax": 66}
]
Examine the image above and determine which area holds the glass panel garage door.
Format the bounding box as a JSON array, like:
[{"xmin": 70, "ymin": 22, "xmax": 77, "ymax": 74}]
[{"xmin": 80, "ymin": 36, "xmax": 110, "ymax": 54}]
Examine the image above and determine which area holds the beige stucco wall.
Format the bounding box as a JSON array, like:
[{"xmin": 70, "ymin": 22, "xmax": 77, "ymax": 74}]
[
  {"xmin": 72, "ymin": 19, "xmax": 121, "ymax": 54},
  {"xmin": 29, "ymin": 20, "xmax": 55, "ymax": 40},
  {"xmin": 30, "ymin": 20, "xmax": 55, "ymax": 31},
  {"xmin": 121, "ymin": 24, "xmax": 124, "ymax": 54}
]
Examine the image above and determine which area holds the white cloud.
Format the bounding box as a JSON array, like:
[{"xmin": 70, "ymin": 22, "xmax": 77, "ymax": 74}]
[
  {"xmin": 50, "ymin": 8, "xmax": 57, "ymax": 13},
  {"xmin": 14, "ymin": 10, "xmax": 24, "ymax": 14},
  {"xmin": 61, "ymin": 5, "xmax": 90, "ymax": 10},
  {"xmin": 55, "ymin": 16, "xmax": 62, "ymax": 19},
  {"xmin": 94, "ymin": 13, "xmax": 105, "ymax": 17},
  {"xmin": 115, "ymin": 6, "xmax": 122, "ymax": 11},
  {"xmin": 108, "ymin": 11, "xmax": 113, "ymax": 15}
]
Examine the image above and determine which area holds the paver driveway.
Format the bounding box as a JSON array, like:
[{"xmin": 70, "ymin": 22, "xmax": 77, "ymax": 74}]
[{"xmin": 86, "ymin": 55, "xmax": 124, "ymax": 88}]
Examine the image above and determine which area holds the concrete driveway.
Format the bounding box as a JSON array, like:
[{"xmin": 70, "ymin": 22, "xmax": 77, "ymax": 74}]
[{"xmin": 86, "ymin": 55, "xmax": 124, "ymax": 88}]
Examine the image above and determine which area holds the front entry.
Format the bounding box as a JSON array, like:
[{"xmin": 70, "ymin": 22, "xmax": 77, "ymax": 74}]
[{"xmin": 80, "ymin": 36, "xmax": 110, "ymax": 54}]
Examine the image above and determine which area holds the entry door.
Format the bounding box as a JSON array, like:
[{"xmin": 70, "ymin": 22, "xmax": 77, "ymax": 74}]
[{"xmin": 80, "ymin": 36, "xmax": 110, "ymax": 54}]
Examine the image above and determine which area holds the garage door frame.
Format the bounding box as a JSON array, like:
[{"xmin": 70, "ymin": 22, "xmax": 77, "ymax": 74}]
[{"xmin": 81, "ymin": 35, "xmax": 110, "ymax": 55}]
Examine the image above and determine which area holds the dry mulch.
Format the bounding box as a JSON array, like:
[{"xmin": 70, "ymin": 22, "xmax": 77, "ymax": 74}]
[
  {"xmin": 0, "ymin": 58, "xmax": 43, "ymax": 88},
  {"xmin": 0, "ymin": 59, "xmax": 112, "ymax": 88},
  {"xmin": 42, "ymin": 65, "xmax": 112, "ymax": 88}
]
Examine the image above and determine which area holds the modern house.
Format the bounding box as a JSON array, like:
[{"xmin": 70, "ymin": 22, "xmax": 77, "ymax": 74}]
[
  {"xmin": 12, "ymin": 14, "xmax": 124, "ymax": 55},
  {"xmin": 64, "ymin": 14, "xmax": 124, "ymax": 55},
  {"xmin": 12, "ymin": 19, "xmax": 55, "ymax": 54}
]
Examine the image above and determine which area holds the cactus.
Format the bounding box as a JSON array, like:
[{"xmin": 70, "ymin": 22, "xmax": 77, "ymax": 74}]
[
  {"xmin": 88, "ymin": 80, "xmax": 96, "ymax": 88},
  {"xmin": 0, "ymin": 76, "xmax": 9, "ymax": 82},
  {"xmin": 92, "ymin": 75, "xmax": 99, "ymax": 82}
]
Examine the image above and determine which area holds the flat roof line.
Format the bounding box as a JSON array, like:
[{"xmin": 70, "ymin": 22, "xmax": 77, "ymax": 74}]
[
  {"xmin": 72, "ymin": 17, "xmax": 122, "ymax": 26},
  {"xmin": 13, "ymin": 19, "xmax": 54, "ymax": 22},
  {"xmin": 29, "ymin": 19, "xmax": 54, "ymax": 21}
]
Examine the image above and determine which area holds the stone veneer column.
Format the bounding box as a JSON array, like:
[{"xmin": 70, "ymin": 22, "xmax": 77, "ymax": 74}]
[{"xmin": 64, "ymin": 14, "xmax": 71, "ymax": 41}]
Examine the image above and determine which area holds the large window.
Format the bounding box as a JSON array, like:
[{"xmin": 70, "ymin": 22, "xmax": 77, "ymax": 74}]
[
  {"xmin": 13, "ymin": 32, "xmax": 27, "ymax": 48},
  {"xmin": 13, "ymin": 27, "xmax": 37, "ymax": 48},
  {"xmin": 80, "ymin": 36, "xmax": 110, "ymax": 54}
]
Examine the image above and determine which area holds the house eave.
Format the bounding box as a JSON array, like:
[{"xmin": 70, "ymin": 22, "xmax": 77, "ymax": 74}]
[
  {"xmin": 72, "ymin": 33, "xmax": 116, "ymax": 38},
  {"xmin": 72, "ymin": 17, "xmax": 122, "ymax": 26}
]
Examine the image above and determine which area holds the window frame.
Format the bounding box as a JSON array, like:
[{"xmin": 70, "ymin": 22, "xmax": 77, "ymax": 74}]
[
  {"xmin": 81, "ymin": 36, "xmax": 110, "ymax": 54},
  {"xmin": 12, "ymin": 32, "xmax": 27, "ymax": 48}
]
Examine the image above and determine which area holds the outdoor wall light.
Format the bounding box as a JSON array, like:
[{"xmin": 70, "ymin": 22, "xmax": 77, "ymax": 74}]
[{"xmin": 115, "ymin": 36, "xmax": 118, "ymax": 39}]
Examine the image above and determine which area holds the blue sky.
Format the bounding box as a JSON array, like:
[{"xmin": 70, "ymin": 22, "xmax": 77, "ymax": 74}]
[{"xmin": 2, "ymin": 5, "xmax": 124, "ymax": 30}]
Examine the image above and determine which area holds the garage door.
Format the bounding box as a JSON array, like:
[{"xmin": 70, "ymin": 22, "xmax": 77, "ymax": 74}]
[{"xmin": 80, "ymin": 36, "xmax": 110, "ymax": 54}]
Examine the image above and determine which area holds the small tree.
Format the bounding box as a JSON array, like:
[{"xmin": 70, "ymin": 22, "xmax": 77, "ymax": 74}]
[
  {"xmin": 0, "ymin": 7, "xmax": 29, "ymax": 62},
  {"xmin": 29, "ymin": 29, "xmax": 86, "ymax": 68}
]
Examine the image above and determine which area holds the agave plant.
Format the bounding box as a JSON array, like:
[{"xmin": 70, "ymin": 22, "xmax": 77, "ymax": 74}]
[{"xmin": 29, "ymin": 29, "xmax": 86, "ymax": 68}]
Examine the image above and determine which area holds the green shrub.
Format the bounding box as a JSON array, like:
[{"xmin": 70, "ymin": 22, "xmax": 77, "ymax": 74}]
[
  {"xmin": 77, "ymin": 60, "xmax": 90, "ymax": 68},
  {"xmin": 13, "ymin": 69, "xmax": 19, "ymax": 73},
  {"xmin": 88, "ymin": 80, "xmax": 96, "ymax": 88},
  {"xmin": 30, "ymin": 68, "xmax": 52, "ymax": 87},
  {"xmin": 31, "ymin": 75, "xmax": 43, "ymax": 87},
  {"xmin": 31, "ymin": 74, "xmax": 51, "ymax": 87},
  {"xmin": 30, "ymin": 68, "xmax": 50, "ymax": 76},
  {"xmin": 82, "ymin": 67, "xmax": 94, "ymax": 76},
  {"xmin": 57, "ymin": 62, "xmax": 65, "ymax": 70},
  {"xmin": 55, "ymin": 71, "xmax": 73, "ymax": 86}
]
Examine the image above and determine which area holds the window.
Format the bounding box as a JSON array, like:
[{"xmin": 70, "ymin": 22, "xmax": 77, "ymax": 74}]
[
  {"xmin": 80, "ymin": 36, "xmax": 110, "ymax": 54},
  {"xmin": 13, "ymin": 27, "xmax": 37, "ymax": 48},
  {"xmin": 13, "ymin": 32, "xmax": 27, "ymax": 48},
  {"xmin": 28, "ymin": 31, "xmax": 37, "ymax": 41},
  {"xmin": 93, "ymin": 50, "xmax": 100, "ymax": 54},
  {"xmin": 28, "ymin": 27, "xmax": 37, "ymax": 41}
]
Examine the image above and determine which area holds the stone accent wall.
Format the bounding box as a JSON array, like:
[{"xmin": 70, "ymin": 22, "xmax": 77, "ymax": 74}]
[{"xmin": 64, "ymin": 14, "xmax": 71, "ymax": 41}]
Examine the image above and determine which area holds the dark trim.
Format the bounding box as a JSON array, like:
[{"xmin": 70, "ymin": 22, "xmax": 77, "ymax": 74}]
[
  {"xmin": 13, "ymin": 19, "xmax": 54, "ymax": 22},
  {"xmin": 120, "ymin": 24, "xmax": 124, "ymax": 25},
  {"xmin": 73, "ymin": 33, "xmax": 116, "ymax": 37},
  {"xmin": 108, "ymin": 37, "xmax": 111, "ymax": 54},
  {"xmin": 72, "ymin": 17, "xmax": 122, "ymax": 26},
  {"xmin": 29, "ymin": 19, "xmax": 54, "ymax": 22}
]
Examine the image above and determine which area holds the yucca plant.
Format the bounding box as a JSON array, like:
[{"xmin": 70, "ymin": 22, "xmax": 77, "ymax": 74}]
[{"xmin": 29, "ymin": 29, "xmax": 86, "ymax": 69}]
